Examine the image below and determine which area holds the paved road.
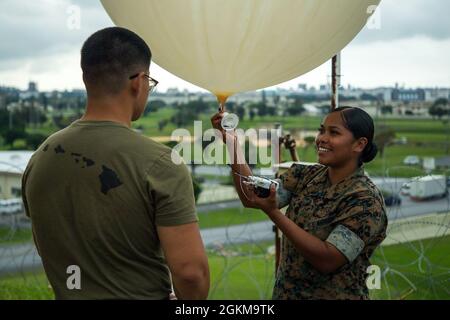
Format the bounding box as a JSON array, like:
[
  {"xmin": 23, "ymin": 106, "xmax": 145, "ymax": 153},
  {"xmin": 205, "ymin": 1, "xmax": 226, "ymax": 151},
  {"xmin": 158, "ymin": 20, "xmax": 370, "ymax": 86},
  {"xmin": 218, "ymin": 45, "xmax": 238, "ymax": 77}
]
[
  {"xmin": 198, "ymin": 177, "xmax": 450, "ymax": 220},
  {"xmin": 200, "ymin": 221, "xmax": 274, "ymax": 248},
  {"xmin": 0, "ymin": 221, "xmax": 275, "ymax": 277},
  {"xmin": 0, "ymin": 243, "xmax": 41, "ymax": 276},
  {"xmin": 2, "ymin": 175, "xmax": 449, "ymax": 277}
]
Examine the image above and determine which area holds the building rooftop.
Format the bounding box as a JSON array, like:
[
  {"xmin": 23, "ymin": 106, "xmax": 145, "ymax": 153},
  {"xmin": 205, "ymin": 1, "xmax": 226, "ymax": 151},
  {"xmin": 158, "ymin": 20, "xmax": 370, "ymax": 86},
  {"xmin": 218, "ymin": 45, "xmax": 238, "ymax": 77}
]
[{"xmin": 0, "ymin": 151, "xmax": 34, "ymax": 174}]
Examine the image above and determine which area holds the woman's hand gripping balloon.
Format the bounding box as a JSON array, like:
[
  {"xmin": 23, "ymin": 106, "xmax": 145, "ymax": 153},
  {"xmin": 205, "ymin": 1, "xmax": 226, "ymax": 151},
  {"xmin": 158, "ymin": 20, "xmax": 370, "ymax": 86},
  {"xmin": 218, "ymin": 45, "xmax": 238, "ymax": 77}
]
[{"xmin": 210, "ymin": 112, "xmax": 235, "ymax": 144}]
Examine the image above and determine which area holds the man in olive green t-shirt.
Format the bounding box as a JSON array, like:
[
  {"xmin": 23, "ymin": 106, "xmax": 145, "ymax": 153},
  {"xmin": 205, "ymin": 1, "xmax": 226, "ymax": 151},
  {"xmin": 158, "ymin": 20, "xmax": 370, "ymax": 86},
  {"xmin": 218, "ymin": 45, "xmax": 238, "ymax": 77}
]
[{"xmin": 21, "ymin": 27, "xmax": 209, "ymax": 300}]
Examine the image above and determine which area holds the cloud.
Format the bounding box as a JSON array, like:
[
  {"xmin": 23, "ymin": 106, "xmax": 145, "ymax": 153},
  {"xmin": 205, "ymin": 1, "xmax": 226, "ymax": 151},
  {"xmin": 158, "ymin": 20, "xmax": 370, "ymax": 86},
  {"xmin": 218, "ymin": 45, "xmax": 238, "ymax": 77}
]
[
  {"xmin": 1, "ymin": 0, "xmax": 448, "ymax": 64},
  {"xmin": 354, "ymin": 0, "xmax": 450, "ymax": 44},
  {"xmin": 0, "ymin": 0, "xmax": 448, "ymax": 90},
  {"xmin": 343, "ymin": 36, "xmax": 450, "ymax": 88},
  {"xmin": 0, "ymin": 0, "xmax": 112, "ymax": 66}
]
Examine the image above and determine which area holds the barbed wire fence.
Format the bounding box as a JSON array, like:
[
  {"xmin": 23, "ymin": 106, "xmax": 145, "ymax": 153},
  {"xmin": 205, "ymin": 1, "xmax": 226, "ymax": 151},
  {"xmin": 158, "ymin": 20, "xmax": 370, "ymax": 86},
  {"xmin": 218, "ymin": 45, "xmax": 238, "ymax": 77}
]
[
  {"xmin": 0, "ymin": 159, "xmax": 449, "ymax": 300},
  {"xmin": 0, "ymin": 160, "xmax": 51, "ymax": 299},
  {"xmin": 369, "ymin": 165, "xmax": 450, "ymax": 299}
]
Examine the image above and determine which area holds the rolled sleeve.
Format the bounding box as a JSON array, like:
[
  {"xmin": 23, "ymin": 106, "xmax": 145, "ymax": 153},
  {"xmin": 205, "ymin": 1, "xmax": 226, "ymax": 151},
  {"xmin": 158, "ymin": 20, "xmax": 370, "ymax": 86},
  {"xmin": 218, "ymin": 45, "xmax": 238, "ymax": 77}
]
[
  {"xmin": 146, "ymin": 152, "xmax": 198, "ymax": 227},
  {"xmin": 278, "ymin": 164, "xmax": 303, "ymax": 192},
  {"xmin": 326, "ymin": 224, "xmax": 365, "ymax": 263},
  {"xmin": 327, "ymin": 191, "xmax": 388, "ymax": 263}
]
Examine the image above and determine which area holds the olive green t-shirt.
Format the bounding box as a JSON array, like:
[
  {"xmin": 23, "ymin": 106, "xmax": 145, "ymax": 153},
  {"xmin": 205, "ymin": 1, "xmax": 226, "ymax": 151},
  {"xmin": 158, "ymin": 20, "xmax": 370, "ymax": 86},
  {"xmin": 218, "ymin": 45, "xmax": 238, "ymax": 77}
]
[{"xmin": 22, "ymin": 120, "xmax": 198, "ymax": 300}]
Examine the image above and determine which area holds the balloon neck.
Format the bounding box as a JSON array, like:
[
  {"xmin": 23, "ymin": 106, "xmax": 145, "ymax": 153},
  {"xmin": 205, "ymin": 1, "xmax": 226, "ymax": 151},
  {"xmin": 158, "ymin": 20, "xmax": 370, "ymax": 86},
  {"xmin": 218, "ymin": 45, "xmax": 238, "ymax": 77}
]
[{"xmin": 216, "ymin": 93, "xmax": 230, "ymax": 112}]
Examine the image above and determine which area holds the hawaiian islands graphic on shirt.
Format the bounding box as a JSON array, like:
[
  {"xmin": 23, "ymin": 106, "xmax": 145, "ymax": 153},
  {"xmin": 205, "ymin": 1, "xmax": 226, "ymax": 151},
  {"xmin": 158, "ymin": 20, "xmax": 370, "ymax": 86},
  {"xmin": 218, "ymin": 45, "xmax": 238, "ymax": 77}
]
[{"xmin": 43, "ymin": 143, "xmax": 123, "ymax": 195}]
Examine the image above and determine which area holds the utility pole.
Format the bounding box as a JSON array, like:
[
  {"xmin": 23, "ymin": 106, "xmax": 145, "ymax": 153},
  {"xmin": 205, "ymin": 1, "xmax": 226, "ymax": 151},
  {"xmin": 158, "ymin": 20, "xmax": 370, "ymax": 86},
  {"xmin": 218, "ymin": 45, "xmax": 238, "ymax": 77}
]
[{"xmin": 331, "ymin": 53, "xmax": 341, "ymax": 111}]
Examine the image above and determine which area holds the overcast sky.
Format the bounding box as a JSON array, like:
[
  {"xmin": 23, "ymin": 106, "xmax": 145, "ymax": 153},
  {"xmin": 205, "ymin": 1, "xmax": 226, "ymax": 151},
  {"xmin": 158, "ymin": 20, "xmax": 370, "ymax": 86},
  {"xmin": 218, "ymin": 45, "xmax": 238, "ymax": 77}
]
[{"xmin": 0, "ymin": 0, "xmax": 449, "ymax": 92}]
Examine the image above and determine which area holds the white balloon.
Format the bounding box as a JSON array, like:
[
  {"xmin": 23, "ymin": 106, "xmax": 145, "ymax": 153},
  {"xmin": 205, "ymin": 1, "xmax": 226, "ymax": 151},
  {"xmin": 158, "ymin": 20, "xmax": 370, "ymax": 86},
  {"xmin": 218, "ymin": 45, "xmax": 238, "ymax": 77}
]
[{"xmin": 101, "ymin": 0, "xmax": 380, "ymax": 98}]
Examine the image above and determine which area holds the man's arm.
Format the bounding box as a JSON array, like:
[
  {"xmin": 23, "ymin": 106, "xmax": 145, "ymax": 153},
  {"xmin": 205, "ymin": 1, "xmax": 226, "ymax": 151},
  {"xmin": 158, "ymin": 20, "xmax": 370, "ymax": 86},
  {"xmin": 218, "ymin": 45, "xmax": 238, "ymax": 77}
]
[{"xmin": 157, "ymin": 222, "xmax": 210, "ymax": 300}]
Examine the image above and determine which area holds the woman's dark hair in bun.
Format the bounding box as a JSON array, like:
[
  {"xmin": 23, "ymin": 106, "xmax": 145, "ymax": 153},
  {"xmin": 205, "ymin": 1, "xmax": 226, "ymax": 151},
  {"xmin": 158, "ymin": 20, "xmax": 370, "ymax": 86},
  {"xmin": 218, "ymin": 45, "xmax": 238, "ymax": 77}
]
[{"xmin": 330, "ymin": 106, "xmax": 378, "ymax": 166}]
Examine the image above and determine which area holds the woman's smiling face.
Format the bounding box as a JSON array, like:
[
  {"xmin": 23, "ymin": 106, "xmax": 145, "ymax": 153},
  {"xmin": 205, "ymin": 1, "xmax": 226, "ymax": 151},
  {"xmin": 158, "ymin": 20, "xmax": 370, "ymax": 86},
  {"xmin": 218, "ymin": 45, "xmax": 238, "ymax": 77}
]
[{"xmin": 315, "ymin": 111, "xmax": 365, "ymax": 168}]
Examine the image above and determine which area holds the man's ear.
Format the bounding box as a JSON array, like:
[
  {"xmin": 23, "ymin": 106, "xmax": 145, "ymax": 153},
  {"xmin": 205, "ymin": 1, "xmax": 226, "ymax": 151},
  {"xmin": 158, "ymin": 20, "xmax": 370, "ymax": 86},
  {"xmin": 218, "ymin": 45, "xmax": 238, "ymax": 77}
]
[{"xmin": 129, "ymin": 73, "xmax": 142, "ymax": 96}]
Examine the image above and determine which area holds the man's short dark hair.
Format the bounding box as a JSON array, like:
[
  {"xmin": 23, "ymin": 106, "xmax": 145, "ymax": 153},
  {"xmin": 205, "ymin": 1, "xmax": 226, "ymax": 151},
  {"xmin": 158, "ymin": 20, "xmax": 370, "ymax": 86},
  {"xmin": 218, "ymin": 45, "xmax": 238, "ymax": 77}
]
[{"xmin": 81, "ymin": 27, "xmax": 152, "ymax": 95}]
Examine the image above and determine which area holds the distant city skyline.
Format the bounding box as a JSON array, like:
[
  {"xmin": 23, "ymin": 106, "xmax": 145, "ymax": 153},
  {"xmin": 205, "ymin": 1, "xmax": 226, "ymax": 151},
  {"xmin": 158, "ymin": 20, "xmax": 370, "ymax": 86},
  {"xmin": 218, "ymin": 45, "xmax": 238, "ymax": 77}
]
[{"xmin": 0, "ymin": 0, "xmax": 449, "ymax": 93}]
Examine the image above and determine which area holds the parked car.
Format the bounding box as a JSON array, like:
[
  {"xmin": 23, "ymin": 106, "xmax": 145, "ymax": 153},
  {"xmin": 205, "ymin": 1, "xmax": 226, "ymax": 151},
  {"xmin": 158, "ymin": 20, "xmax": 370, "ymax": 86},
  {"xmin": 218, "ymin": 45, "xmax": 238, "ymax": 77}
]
[
  {"xmin": 384, "ymin": 194, "xmax": 402, "ymax": 206},
  {"xmin": 403, "ymin": 155, "xmax": 420, "ymax": 166},
  {"xmin": 381, "ymin": 190, "xmax": 402, "ymax": 207}
]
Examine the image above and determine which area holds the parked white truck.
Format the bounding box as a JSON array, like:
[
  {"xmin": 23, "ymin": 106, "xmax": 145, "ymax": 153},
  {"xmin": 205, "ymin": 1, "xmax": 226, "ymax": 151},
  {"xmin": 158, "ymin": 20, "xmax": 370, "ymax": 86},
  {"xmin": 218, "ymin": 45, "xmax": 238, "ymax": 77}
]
[{"xmin": 409, "ymin": 175, "xmax": 447, "ymax": 201}]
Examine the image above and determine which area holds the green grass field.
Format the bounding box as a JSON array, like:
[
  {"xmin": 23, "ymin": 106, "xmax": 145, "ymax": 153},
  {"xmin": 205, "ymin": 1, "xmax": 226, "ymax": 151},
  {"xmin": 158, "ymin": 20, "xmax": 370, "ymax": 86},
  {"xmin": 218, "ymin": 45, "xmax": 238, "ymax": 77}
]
[
  {"xmin": 1, "ymin": 236, "xmax": 448, "ymax": 300},
  {"xmin": 198, "ymin": 207, "xmax": 269, "ymax": 229},
  {"xmin": 0, "ymin": 207, "xmax": 267, "ymax": 243},
  {"xmin": 5, "ymin": 108, "xmax": 450, "ymax": 179},
  {"xmin": 1, "ymin": 109, "xmax": 449, "ymax": 299},
  {"xmin": 132, "ymin": 109, "xmax": 450, "ymax": 178},
  {"xmin": 0, "ymin": 227, "xmax": 32, "ymax": 244}
]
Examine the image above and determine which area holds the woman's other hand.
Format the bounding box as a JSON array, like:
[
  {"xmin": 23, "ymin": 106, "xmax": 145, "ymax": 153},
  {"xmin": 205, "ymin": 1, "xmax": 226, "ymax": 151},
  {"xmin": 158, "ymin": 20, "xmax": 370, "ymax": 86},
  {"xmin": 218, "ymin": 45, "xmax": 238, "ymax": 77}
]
[
  {"xmin": 210, "ymin": 112, "xmax": 227, "ymax": 143},
  {"xmin": 246, "ymin": 184, "xmax": 278, "ymax": 216}
]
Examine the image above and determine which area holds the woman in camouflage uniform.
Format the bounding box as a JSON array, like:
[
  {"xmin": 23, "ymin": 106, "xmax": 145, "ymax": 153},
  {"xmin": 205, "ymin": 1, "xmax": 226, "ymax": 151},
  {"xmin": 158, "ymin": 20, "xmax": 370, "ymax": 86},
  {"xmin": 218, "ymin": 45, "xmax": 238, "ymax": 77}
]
[{"xmin": 211, "ymin": 106, "xmax": 388, "ymax": 300}]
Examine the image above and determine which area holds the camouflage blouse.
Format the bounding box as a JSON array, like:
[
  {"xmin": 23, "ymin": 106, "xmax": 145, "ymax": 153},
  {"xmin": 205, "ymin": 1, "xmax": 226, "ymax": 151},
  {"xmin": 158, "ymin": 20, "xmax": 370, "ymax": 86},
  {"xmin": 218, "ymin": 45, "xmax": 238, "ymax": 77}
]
[{"xmin": 273, "ymin": 163, "xmax": 388, "ymax": 300}]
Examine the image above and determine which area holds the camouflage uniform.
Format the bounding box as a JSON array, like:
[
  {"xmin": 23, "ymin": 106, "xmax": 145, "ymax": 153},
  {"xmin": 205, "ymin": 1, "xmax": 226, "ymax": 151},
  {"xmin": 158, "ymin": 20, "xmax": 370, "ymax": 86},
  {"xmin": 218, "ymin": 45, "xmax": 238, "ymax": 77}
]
[{"xmin": 273, "ymin": 163, "xmax": 387, "ymax": 300}]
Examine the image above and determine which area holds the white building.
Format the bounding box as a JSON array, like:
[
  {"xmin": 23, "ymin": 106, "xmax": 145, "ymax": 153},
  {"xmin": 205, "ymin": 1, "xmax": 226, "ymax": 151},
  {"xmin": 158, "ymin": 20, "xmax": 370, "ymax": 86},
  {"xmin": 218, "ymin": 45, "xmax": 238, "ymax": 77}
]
[
  {"xmin": 0, "ymin": 151, "xmax": 34, "ymax": 199},
  {"xmin": 424, "ymin": 88, "xmax": 450, "ymax": 102}
]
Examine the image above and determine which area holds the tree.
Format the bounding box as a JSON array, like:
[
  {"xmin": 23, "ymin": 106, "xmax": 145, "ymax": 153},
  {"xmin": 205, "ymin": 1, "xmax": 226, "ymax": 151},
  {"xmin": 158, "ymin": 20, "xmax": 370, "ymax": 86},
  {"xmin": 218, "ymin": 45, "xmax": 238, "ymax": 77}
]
[
  {"xmin": 25, "ymin": 133, "xmax": 48, "ymax": 150},
  {"xmin": 4, "ymin": 128, "xmax": 26, "ymax": 146},
  {"xmin": 144, "ymin": 99, "xmax": 167, "ymax": 115},
  {"xmin": 249, "ymin": 110, "xmax": 255, "ymax": 121},
  {"xmin": 429, "ymin": 98, "xmax": 449, "ymax": 120},
  {"xmin": 273, "ymin": 95, "xmax": 280, "ymax": 106},
  {"xmin": 0, "ymin": 108, "xmax": 26, "ymax": 134},
  {"xmin": 381, "ymin": 105, "xmax": 393, "ymax": 115},
  {"xmin": 251, "ymin": 102, "xmax": 267, "ymax": 117},
  {"xmin": 303, "ymin": 136, "xmax": 316, "ymax": 156},
  {"xmin": 374, "ymin": 126, "xmax": 396, "ymax": 158},
  {"xmin": 433, "ymin": 98, "xmax": 448, "ymax": 107},
  {"xmin": 360, "ymin": 93, "xmax": 378, "ymax": 101},
  {"xmin": 170, "ymin": 99, "xmax": 212, "ymax": 127},
  {"xmin": 267, "ymin": 106, "xmax": 276, "ymax": 116},
  {"xmin": 304, "ymin": 136, "xmax": 316, "ymax": 146},
  {"xmin": 285, "ymin": 96, "xmax": 305, "ymax": 116},
  {"xmin": 52, "ymin": 114, "xmax": 75, "ymax": 129},
  {"xmin": 236, "ymin": 106, "xmax": 245, "ymax": 121},
  {"xmin": 225, "ymin": 101, "xmax": 237, "ymax": 113},
  {"xmin": 158, "ymin": 119, "xmax": 168, "ymax": 131},
  {"xmin": 429, "ymin": 104, "xmax": 446, "ymax": 119}
]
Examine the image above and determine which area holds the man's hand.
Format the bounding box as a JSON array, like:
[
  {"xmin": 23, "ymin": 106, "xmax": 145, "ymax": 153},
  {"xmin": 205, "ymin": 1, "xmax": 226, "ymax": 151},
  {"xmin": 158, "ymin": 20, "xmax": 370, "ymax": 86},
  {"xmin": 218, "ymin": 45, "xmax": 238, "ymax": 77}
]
[{"xmin": 246, "ymin": 184, "xmax": 278, "ymax": 216}]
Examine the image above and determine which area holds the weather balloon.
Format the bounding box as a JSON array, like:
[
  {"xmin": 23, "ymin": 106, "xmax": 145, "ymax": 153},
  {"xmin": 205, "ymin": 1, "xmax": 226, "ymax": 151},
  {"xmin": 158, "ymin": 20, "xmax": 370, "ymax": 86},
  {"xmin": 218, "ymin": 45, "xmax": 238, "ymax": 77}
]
[{"xmin": 101, "ymin": 0, "xmax": 380, "ymax": 107}]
